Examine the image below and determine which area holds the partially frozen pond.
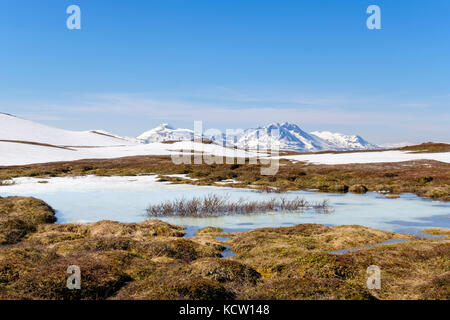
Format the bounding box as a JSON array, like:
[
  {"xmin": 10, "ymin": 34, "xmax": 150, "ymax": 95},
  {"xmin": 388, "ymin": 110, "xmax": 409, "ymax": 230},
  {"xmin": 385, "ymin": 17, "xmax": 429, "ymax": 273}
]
[{"xmin": 1, "ymin": 175, "xmax": 448, "ymax": 236}]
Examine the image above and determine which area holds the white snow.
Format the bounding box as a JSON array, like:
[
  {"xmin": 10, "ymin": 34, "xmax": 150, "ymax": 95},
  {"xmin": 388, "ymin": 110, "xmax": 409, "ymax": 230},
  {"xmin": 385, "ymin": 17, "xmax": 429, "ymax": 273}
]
[
  {"xmin": 164, "ymin": 174, "xmax": 199, "ymax": 181},
  {"xmin": 89, "ymin": 130, "xmax": 142, "ymax": 144},
  {"xmin": 0, "ymin": 113, "xmax": 133, "ymax": 147},
  {"xmin": 1, "ymin": 113, "xmax": 448, "ymax": 166},
  {"xmin": 0, "ymin": 140, "xmax": 259, "ymax": 166},
  {"xmin": 214, "ymin": 179, "xmax": 240, "ymax": 185},
  {"xmin": 137, "ymin": 123, "xmax": 194, "ymax": 143},
  {"xmin": 310, "ymin": 131, "xmax": 378, "ymax": 150},
  {"xmin": 136, "ymin": 122, "xmax": 379, "ymax": 152},
  {"xmin": 280, "ymin": 150, "xmax": 450, "ymax": 165}
]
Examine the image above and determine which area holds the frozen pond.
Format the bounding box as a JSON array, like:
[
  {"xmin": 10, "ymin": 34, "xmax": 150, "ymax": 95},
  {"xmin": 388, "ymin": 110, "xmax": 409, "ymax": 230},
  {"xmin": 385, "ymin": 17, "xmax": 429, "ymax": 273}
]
[{"xmin": 1, "ymin": 175, "xmax": 449, "ymax": 236}]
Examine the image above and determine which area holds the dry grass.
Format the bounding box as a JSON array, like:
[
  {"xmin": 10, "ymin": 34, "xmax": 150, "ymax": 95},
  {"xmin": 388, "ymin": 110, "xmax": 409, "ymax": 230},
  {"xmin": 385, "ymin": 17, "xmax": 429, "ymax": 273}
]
[
  {"xmin": 224, "ymin": 224, "xmax": 448, "ymax": 300},
  {"xmin": 400, "ymin": 142, "xmax": 450, "ymax": 153},
  {"xmin": 0, "ymin": 196, "xmax": 448, "ymax": 300},
  {"xmin": 0, "ymin": 196, "xmax": 56, "ymax": 244},
  {"xmin": 146, "ymin": 194, "xmax": 331, "ymax": 217},
  {"xmin": 0, "ymin": 151, "xmax": 448, "ymax": 200}
]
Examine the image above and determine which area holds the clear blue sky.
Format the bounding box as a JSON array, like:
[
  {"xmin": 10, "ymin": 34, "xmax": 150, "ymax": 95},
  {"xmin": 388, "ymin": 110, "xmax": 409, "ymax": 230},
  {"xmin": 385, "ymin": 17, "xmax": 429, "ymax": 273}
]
[{"xmin": 1, "ymin": 0, "xmax": 449, "ymax": 144}]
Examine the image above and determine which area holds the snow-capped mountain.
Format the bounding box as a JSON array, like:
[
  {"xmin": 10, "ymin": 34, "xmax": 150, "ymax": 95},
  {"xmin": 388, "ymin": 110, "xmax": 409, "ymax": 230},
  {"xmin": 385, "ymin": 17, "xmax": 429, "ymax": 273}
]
[
  {"xmin": 137, "ymin": 122, "xmax": 380, "ymax": 152},
  {"xmin": 310, "ymin": 131, "xmax": 378, "ymax": 150},
  {"xmin": 0, "ymin": 113, "xmax": 257, "ymax": 166},
  {"xmin": 137, "ymin": 123, "xmax": 194, "ymax": 143},
  {"xmin": 226, "ymin": 122, "xmax": 330, "ymax": 152}
]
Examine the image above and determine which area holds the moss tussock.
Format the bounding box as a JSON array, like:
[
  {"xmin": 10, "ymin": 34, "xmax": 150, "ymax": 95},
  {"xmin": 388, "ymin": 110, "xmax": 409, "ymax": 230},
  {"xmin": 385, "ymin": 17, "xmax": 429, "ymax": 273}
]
[
  {"xmin": 0, "ymin": 196, "xmax": 448, "ymax": 300},
  {"xmin": 0, "ymin": 196, "xmax": 56, "ymax": 244}
]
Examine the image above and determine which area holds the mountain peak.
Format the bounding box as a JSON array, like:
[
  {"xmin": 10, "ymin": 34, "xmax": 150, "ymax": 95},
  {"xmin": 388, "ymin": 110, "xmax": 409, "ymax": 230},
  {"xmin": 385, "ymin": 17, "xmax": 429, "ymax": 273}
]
[
  {"xmin": 136, "ymin": 122, "xmax": 379, "ymax": 151},
  {"xmin": 137, "ymin": 123, "xmax": 193, "ymax": 142}
]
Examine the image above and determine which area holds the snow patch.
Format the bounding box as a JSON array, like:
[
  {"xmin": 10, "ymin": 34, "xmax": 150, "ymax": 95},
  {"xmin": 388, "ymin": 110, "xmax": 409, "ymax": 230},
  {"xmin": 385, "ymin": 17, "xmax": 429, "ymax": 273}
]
[{"xmin": 281, "ymin": 150, "xmax": 450, "ymax": 165}]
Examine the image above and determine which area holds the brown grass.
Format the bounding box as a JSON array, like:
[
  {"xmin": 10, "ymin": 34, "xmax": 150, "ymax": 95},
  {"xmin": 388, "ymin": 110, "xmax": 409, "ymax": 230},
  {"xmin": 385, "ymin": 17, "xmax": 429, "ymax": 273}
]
[
  {"xmin": 146, "ymin": 194, "xmax": 331, "ymax": 217},
  {"xmin": 400, "ymin": 142, "xmax": 450, "ymax": 153},
  {"xmin": 0, "ymin": 196, "xmax": 448, "ymax": 300},
  {"xmin": 0, "ymin": 153, "xmax": 448, "ymax": 201}
]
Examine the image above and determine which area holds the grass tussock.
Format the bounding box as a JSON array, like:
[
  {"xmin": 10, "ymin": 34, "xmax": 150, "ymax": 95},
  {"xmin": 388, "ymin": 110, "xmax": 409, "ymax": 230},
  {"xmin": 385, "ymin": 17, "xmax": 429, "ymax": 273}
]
[
  {"xmin": 0, "ymin": 196, "xmax": 56, "ymax": 245},
  {"xmin": 146, "ymin": 194, "xmax": 331, "ymax": 217},
  {"xmin": 0, "ymin": 196, "xmax": 448, "ymax": 300}
]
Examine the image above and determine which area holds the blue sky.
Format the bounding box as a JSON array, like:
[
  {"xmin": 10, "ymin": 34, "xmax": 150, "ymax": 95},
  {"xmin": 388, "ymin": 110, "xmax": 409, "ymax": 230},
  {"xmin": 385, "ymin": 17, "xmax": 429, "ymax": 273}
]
[{"xmin": 1, "ymin": 0, "xmax": 449, "ymax": 144}]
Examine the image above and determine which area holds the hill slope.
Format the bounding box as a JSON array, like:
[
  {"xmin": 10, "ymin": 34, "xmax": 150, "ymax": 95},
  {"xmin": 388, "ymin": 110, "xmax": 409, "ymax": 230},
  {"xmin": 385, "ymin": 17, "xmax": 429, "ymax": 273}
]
[{"xmin": 0, "ymin": 113, "xmax": 134, "ymax": 147}]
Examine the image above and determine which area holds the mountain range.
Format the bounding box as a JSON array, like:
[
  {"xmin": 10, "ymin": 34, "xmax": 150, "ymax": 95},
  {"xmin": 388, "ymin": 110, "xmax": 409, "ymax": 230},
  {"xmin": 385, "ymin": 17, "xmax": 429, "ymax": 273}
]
[
  {"xmin": 136, "ymin": 122, "xmax": 379, "ymax": 152},
  {"xmin": 0, "ymin": 112, "xmax": 378, "ymax": 152}
]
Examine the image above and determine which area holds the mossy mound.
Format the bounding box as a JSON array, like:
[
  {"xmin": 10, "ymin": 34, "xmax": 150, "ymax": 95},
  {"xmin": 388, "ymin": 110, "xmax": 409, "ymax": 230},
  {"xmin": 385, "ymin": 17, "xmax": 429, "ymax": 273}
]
[
  {"xmin": 349, "ymin": 185, "xmax": 368, "ymax": 194},
  {"xmin": 8, "ymin": 256, "xmax": 131, "ymax": 300},
  {"xmin": 225, "ymin": 225, "xmax": 449, "ymax": 300},
  {"xmin": 0, "ymin": 196, "xmax": 56, "ymax": 225},
  {"xmin": 87, "ymin": 220, "xmax": 185, "ymax": 238},
  {"xmin": 424, "ymin": 186, "xmax": 450, "ymax": 201},
  {"xmin": 0, "ymin": 196, "xmax": 448, "ymax": 300},
  {"xmin": 196, "ymin": 226, "xmax": 223, "ymax": 235},
  {"xmin": 113, "ymin": 276, "xmax": 235, "ymax": 300},
  {"xmin": 0, "ymin": 196, "xmax": 56, "ymax": 244},
  {"xmin": 243, "ymin": 276, "xmax": 375, "ymax": 300},
  {"xmin": 190, "ymin": 258, "xmax": 261, "ymax": 284},
  {"xmin": 420, "ymin": 228, "xmax": 450, "ymax": 239},
  {"xmin": 318, "ymin": 184, "xmax": 349, "ymax": 193}
]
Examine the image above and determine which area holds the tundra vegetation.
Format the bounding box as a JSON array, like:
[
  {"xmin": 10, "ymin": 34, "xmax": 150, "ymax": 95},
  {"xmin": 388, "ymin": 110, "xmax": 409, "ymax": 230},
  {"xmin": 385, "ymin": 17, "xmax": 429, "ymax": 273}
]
[
  {"xmin": 0, "ymin": 196, "xmax": 448, "ymax": 300},
  {"xmin": 0, "ymin": 152, "xmax": 449, "ymax": 201}
]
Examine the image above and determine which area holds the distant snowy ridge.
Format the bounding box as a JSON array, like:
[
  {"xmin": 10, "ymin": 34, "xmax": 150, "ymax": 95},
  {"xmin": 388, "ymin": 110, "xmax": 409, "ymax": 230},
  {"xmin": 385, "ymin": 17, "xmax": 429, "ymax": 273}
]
[
  {"xmin": 0, "ymin": 113, "xmax": 134, "ymax": 147},
  {"xmin": 137, "ymin": 123, "xmax": 194, "ymax": 143},
  {"xmin": 309, "ymin": 131, "xmax": 378, "ymax": 150},
  {"xmin": 137, "ymin": 122, "xmax": 380, "ymax": 152},
  {"xmin": 1, "ymin": 113, "xmax": 448, "ymax": 166},
  {"xmin": 0, "ymin": 113, "xmax": 378, "ymax": 152}
]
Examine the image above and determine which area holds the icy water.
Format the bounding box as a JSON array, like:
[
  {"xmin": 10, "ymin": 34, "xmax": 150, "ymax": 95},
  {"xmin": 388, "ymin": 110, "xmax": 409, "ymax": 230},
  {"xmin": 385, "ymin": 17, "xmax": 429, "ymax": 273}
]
[{"xmin": 1, "ymin": 175, "xmax": 449, "ymax": 237}]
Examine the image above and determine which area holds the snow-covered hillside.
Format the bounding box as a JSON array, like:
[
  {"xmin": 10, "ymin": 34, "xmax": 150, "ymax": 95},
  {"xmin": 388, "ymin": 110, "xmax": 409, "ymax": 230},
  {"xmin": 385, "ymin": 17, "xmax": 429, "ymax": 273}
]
[
  {"xmin": 0, "ymin": 140, "xmax": 258, "ymax": 166},
  {"xmin": 0, "ymin": 114, "xmax": 259, "ymax": 166},
  {"xmin": 137, "ymin": 122, "xmax": 379, "ymax": 152},
  {"xmin": 280, "ymin": 150, "xmax": 450, "ymax": 165},
  {"xmin": 310, "ymin": 131, "xmax": 378, "ymax": 150},
  {"xmin": 137, "ymin": 123, "xmax": 194, "ymax": 143},
  {"xmin": 1, "ymin": 113, "xmax": 448, "ymax": 166},
  {"xmin": 0, "ymin": 113, "xmax": 133, "ymax": 147}
]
